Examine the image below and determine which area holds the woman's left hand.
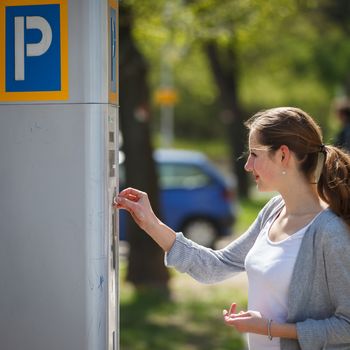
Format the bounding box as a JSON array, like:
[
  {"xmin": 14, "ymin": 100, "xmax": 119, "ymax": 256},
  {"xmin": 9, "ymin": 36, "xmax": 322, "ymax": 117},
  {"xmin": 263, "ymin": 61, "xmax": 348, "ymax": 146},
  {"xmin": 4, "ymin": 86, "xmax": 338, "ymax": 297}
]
[{"xmin": 223, "ymin": 303, "xmax": 267, "ymax": 335}]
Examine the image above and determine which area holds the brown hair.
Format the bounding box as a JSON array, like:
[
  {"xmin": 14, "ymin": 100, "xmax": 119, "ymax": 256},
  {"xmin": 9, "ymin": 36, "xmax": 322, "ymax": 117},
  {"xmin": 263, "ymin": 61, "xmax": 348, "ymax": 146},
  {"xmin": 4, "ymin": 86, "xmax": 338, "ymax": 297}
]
[{"xmin": 245, "ymin": 107, "xmax": 350, "ymax": 226}]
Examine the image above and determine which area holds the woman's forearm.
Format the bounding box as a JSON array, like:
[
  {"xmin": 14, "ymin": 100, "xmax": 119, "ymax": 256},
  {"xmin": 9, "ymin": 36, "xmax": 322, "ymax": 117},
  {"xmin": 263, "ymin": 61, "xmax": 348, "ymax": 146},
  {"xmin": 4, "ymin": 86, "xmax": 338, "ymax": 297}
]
[
  {"xmin": 145, "ymin": 218, "xmax": 176, "ymax": 252},
  {"xmin": 115, "ymin": 188, "xmax": 176, "ymax": 252},
  {"xmin": 270, "ymin": 321, "xmax": 297, "ymax": 339}
]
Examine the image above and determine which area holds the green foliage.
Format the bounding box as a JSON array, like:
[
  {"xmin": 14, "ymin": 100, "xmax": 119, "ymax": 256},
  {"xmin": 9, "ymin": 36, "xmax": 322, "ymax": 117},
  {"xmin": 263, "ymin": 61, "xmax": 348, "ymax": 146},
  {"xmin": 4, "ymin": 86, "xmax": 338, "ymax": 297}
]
[
  {"xmin": 312, "ymin": 29, "xmax": 350, "ymax": 87},
  {"xmin": 123, "ymin": 0, "xmax": 350, "ymax": 154},
  {"xmin": 155, "ymin": 136, "xmax": 231, "ymax": 160}
]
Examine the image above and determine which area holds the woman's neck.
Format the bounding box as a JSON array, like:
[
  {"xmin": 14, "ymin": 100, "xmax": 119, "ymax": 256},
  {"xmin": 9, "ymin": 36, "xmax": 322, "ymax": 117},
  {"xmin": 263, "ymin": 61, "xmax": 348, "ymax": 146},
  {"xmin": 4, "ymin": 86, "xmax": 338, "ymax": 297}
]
[{"xmin": 279, "ymin": 182, "xmax": 326, "ymax": 216}]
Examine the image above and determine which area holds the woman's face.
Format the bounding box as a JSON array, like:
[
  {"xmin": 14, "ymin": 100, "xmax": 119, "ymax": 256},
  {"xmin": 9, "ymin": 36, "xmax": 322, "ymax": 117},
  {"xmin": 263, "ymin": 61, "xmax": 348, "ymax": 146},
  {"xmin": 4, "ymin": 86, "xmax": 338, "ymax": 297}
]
[{"xmin": 244, "ymin": 130, "xmax": 282, "ymax": 192}]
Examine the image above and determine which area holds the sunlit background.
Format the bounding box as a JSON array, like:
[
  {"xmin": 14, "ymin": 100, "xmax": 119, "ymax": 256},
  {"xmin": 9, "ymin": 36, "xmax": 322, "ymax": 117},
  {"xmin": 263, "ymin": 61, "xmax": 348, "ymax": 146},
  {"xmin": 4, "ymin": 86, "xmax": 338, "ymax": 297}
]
[{"xmin": 119, "ymin": 1, "xmax": 350, "ymax": 349}]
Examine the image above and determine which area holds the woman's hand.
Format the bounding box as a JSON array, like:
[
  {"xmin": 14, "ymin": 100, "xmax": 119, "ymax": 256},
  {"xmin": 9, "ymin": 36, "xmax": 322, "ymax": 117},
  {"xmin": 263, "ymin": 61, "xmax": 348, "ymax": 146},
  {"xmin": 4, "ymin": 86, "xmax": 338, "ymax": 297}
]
[
  {"xmin": 114, "ymin": 187, "xmax": 176, "ymax": 251},
  {"xmin": 223, "ymin": 303, "xmax": 267, "ymax": 335},
  {"xmin": 223, "ymin": 303, "xmax": 298, "ymax": 339},
  {"xmin": 114, "ymin": 187, "xmax": 158, "ymax": 234}
]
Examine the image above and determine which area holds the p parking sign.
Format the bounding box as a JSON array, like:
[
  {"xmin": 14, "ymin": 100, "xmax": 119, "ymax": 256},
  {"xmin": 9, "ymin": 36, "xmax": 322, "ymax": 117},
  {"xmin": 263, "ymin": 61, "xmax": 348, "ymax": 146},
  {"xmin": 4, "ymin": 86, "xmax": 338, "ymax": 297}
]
[{"xmin": 0, "ymin": 0, "xmax": 68, "ymax": 101}]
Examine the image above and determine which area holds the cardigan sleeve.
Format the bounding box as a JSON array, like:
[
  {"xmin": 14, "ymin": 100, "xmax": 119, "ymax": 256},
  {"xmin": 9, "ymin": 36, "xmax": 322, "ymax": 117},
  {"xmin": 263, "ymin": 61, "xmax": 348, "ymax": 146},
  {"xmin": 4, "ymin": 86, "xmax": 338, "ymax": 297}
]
[
  {"xmin": 296, "ymin": 218, "xmax": 350, "ymax": 348},
  {"xmin": 164, "ymin": 196, "xmax": 283, "ymax": 284}
]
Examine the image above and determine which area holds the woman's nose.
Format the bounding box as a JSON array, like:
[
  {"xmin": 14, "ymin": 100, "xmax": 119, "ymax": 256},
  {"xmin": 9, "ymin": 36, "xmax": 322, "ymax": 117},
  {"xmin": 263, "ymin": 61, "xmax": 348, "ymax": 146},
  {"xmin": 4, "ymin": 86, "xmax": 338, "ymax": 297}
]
[{"xmin": 244, "ymin": 156, "xmax": 253, "ymax": 172}]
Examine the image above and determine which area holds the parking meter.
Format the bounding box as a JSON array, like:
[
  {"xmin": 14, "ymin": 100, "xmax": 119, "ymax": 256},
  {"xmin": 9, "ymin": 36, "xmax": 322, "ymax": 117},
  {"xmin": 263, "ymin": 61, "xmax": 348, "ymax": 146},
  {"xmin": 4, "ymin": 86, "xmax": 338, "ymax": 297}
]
[{"xmin": 0, "ymin": 1, "xmax": 119, "ymax": 349}]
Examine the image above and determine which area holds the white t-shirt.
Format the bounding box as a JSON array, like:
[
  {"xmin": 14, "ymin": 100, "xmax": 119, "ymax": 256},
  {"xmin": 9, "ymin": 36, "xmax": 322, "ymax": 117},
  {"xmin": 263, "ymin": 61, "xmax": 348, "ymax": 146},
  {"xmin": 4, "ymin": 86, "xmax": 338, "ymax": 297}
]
[{"xmin": 244, "ymin": 210, "xmax": 318, "ymax": 350}]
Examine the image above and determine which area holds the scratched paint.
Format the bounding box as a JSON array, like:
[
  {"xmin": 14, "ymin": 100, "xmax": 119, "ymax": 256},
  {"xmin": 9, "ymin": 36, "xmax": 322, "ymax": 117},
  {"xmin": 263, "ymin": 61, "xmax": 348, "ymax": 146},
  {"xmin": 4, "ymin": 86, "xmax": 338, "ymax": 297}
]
[{"xmin": 98, "ymin": 275, "xmax": 104, "ymax": 290}]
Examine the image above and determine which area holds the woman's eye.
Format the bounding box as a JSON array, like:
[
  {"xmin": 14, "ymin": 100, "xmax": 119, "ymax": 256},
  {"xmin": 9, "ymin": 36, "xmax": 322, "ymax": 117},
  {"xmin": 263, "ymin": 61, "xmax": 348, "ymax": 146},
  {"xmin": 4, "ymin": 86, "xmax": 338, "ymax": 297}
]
[{"xmin": 250, "ymin": 152, "xmax": 257, "ymax": 157}]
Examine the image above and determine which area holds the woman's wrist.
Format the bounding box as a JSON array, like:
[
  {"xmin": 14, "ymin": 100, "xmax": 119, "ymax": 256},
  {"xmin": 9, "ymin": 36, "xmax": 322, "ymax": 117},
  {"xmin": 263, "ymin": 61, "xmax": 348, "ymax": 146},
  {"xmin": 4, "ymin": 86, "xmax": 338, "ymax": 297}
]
[
  {"xmin": 144, "ymin": 215, "xmax": 163, "ymax": 235},
  {"xmin": 146, "ymin": 218, "xmax": 176, "ymax": 252}
]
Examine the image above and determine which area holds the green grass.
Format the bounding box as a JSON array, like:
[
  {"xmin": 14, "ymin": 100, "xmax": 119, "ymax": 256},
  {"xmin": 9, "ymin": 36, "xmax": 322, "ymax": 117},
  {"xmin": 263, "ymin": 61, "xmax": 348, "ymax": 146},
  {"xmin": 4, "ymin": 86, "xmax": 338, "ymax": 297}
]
[{"xmin": 120, "ymin": 265, "xmax": 247, "ymax": 350}]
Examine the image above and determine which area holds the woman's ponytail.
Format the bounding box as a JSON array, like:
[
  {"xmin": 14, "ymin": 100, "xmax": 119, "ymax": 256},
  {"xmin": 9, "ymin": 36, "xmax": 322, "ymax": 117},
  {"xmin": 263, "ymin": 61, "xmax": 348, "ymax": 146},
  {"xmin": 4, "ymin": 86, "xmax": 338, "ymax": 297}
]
[{"xmin": 318, "ymin": 146, "xmax": 350, "ymax": 226}]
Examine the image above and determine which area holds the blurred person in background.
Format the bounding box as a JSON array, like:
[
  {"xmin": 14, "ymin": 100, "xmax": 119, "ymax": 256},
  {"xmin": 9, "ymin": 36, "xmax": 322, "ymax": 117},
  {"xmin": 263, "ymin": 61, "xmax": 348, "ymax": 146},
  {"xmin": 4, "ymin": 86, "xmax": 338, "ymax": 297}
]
[
  {"xmin": 115, "ymin": 107, "xmax": 350, "ymax": 350},
  {"xmin": 334, "ymin": 98, "xmax": 350, "ymax": 151}
]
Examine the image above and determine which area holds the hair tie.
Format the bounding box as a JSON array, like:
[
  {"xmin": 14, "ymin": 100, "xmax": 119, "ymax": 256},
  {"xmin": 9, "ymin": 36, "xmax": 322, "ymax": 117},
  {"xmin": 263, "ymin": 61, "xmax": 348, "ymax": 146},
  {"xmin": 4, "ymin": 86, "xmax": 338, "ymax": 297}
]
[
  {"xmin": 320, "ymin": 144, "xmax": 326, "ymax": 153},
  {"xmin": 313, "ymin": 148, "xmax": 326, "ymax": 183}
]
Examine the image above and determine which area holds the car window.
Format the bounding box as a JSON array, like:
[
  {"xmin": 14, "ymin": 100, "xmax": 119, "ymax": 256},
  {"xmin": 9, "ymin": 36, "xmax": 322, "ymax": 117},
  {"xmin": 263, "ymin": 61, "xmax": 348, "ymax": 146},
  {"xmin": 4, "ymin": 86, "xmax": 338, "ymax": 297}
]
[{"xmin": 158, "ymin": 163, "xmax": 212, "ymax": 189}]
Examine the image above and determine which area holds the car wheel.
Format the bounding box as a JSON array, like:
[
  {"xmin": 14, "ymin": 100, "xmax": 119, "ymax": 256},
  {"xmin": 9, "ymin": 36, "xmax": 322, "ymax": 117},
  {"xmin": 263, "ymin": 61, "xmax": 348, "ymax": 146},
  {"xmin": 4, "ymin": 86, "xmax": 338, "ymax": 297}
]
[{"xmin": 182, "ymin": 219, "xmax": 217, "ymax": 248}]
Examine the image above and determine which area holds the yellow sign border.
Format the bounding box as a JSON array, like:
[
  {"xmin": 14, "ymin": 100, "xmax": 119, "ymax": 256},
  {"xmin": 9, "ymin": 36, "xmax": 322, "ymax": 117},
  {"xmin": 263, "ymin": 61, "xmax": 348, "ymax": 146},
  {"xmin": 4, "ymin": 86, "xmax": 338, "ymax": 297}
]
[
  {"xmin": 0, "ymin": 0, "xmax": 69, "ymax": 102},
  {"xmin": 108, "ymin": 0, "xmax": 118, "ymax": 105}
]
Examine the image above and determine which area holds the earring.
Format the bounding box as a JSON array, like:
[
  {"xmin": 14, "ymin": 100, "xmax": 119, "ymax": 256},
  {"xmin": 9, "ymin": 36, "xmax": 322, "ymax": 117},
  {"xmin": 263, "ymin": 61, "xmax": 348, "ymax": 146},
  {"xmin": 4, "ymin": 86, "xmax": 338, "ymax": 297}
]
[{"xmin": 282, "ymin": 171, "xmax": 286, "ymax": 175}]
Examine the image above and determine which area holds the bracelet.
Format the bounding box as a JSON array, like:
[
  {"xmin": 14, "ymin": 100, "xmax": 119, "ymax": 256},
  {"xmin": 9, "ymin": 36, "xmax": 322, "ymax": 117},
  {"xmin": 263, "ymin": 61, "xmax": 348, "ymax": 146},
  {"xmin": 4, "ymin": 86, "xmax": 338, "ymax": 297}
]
[{"xmin": 267, "ymin": 319, "xmax": 273, "ymax": 341}]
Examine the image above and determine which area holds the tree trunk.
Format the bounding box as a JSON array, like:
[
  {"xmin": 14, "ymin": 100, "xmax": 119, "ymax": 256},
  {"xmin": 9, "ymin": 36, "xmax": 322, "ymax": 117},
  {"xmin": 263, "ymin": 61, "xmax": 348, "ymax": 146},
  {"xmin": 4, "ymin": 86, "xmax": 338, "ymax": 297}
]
[
  {"xmin": 205, "ymin": 41, "xmax": 249, "ymax": 198},
  {"xmin": 119, "ymin": 4, "xmax": 169, "ymax": 290}
]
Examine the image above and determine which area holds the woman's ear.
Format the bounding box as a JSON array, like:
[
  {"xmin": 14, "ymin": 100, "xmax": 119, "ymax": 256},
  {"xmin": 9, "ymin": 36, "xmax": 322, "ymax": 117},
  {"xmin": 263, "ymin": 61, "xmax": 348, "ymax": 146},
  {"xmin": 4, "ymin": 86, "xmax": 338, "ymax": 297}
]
[{"xmin": 279, "ymin": 145, "xmax": 290, "ymax": 164}]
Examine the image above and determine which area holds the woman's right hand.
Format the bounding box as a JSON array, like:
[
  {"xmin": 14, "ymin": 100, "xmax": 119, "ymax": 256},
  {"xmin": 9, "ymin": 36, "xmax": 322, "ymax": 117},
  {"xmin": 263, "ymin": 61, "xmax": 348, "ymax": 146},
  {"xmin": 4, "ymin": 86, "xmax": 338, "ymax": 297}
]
[
  {"xmin": 114, "ymin": 187, "xmax": 176, "ymax": 252},
  {"xmin": 114, "ymin": 187, "xmax": 158, "ymax": 234}
]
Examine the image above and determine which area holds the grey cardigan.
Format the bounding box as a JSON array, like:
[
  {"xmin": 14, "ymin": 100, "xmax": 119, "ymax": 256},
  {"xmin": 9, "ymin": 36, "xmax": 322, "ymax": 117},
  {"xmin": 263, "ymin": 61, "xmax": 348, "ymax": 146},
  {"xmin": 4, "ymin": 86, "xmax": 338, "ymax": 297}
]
[{"xmin": 165, "ymin": 196, "xmax": 350, "ymax": 350}]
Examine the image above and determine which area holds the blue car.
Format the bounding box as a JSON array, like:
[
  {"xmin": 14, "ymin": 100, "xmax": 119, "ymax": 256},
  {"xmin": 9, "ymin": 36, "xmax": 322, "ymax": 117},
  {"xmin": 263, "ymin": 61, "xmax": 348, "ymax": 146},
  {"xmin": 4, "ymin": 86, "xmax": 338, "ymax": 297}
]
[{"xmin": 119, "ymin": 149, "xmax": 237, "ymax": 247}]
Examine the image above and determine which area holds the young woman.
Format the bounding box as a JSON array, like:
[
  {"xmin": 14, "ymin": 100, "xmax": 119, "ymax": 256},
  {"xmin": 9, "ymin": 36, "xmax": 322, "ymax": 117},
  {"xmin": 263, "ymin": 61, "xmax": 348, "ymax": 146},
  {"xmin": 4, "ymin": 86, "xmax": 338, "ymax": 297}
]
[{"xmin": 115, "ymin": 107, "xmax": 350, "ymax": 350}]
